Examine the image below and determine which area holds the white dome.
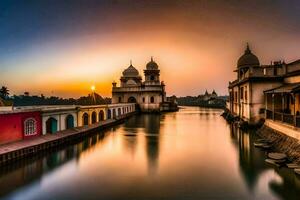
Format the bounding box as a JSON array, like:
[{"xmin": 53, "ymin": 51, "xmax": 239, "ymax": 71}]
[{"xmin": 122, "ymin": 65, "xmax": 140, "ymax": 77}]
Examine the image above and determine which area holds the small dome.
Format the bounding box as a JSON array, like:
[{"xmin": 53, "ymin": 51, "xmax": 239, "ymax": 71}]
[
  {"xmin": 122, "ymin": 63, "xmax": 140, "ymax": 77},
  {"xmin": 146, "ymin": 57, "xmax": 159, "ymax": 70},
  {"xmin": 237, "ymin": 44, "xmax": 260, "ymax": 68}
]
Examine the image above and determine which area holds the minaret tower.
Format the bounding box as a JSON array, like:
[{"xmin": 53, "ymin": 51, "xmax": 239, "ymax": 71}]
[{"xmin": 144, "ymin": 57, "xmax": 160, "ymax": 85}]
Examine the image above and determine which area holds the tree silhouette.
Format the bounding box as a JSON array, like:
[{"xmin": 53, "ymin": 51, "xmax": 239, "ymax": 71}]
[{"xmin": 0, "ymin": 86, "xmax": 9, "ymax": 99}]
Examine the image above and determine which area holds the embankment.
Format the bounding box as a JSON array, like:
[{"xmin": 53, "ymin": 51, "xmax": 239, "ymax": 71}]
[{"xmin": 257, "ymin": 125, "xmax": 300, "ymax": 164}]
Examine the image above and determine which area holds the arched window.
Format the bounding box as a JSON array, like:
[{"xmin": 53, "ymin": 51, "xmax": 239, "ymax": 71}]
[
  {"xmin": 46, "ymin": 117, "xmax": 58, "ymax": 134},
  {"xmin": 150, "ymin": 96, "xmax": 155, "ymax": 103},
  {"xmin": 113, "ymin": 109, "xmax": 116, "ymax": 119},
  {"xmin": 92, "ymin": 111, "xmax": 97, "ymax": 123},
  {"xmin": 128, "ymin": 96, "xmax": 137, "ymax": 103},
  {"xmin": 150, "ymin": 75, "xmax": 155, "ymax": 81},
  {"xmin": 66, "ymin": 114, "xmax": 74, "ymax": 129},
  {"xmin": 99, "ymin": 110, "xmax": 105, "ymax": 121},
  {"xmin": 107, "ymin": 109, "xmax": 111, "ymax": 119},
  {"xmin": 83, "ymin": 113, "xmax": 89, "ymax": 126},
  {"xmin": 24, "ymin": 118, "xmax": 37, "ymax": 136}
]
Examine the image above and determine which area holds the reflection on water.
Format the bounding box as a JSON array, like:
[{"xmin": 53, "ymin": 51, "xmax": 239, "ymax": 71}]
[{"xmin": 1, "ymin": 107, "xmax": 300, "ymax": 199}]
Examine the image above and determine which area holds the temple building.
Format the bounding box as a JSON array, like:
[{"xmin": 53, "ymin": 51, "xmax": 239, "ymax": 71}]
[
  {"xmin": 202, "ymin": 89, "xmax": 218, "ymax": 101},
  {"xmin": 228, "ymin": 43, "xmax": 300, "ymax": 128},
  {"xmin": 112, "ymin": 58, "xmax": 177, "ymax": 112}
]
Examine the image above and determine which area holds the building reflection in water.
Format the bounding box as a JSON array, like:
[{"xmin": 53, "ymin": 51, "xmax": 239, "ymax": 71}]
[
  {"xmin": 0, "ymin": 132, "xmax": 108, "ymax": 197},
  {"xmin": 231, "ymin": 124, "xmax": 300, "ymax": 199},
  {"xmin": 123, "ymin": 114, "xmax": 162, "ymax": 175},
  {"xmin": 230, "ymin": 124, "xmax": 270, "ymax": 190},
  {"xmin": 4, "ymin": 107, "xmax": 300, "ymax": 200}
]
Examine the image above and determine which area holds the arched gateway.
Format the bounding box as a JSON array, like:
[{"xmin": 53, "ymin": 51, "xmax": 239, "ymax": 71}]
[{"xmin": 46, "ymin": 117, "xmax": 58, "ymax": 134}]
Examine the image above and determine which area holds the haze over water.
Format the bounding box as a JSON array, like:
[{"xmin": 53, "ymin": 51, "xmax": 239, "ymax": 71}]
[{"xmin": 0, "ymin": 107, "xmax": 299, "ymax": 200}]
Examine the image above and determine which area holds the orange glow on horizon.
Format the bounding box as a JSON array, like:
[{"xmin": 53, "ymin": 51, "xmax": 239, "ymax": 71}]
[{"xmin": 2, "ymin": 1, "xmax": 300, "ymax": 98}]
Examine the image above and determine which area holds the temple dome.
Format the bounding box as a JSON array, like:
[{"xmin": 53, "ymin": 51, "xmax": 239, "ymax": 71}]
[
  {"xmin": 122, "ymin": 63, "xmax": 140, "ymax": 77},
  {"xmin": 237, "ymin": 44, "xmax": 260, "ymax": 68},
  {"xmin": 146, "ymin": 57, "xmax": 159, "ymax": 70}
]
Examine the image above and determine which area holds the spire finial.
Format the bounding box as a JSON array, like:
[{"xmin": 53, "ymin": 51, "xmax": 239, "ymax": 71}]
[
  {"xmin": 151, "ymin": 56, "xmax": 153, "ymax": 62},
  {"xmin": 130, "ymin": 59, "xmax": 132, "ymax": 66},
  {"xmin": 245, "ymin": 42, "xmax": 251, "ymax": 54}
]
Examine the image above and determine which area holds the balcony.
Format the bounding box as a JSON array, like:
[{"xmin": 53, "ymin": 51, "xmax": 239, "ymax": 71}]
[
  {"xmin": 112, "ymin": 86, "xmax": 163, "ymax": 93},
  {"xmin": 265, "ymin": 109, "xmax": 300, "ymax": 127}
]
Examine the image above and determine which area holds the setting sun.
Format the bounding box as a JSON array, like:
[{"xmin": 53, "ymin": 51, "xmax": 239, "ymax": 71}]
[{"xmin": 91, "ymin": 85, "xmax": 96, "ymax": 91}]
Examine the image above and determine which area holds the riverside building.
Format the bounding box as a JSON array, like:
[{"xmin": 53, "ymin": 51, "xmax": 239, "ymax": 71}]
[
  {"xmin": 111, "ymin": 58, "xmax": 178, "ymax": 112},
  {"xmin": 228, "ymin": 43, "xmax": 300, "ymax": 130}
]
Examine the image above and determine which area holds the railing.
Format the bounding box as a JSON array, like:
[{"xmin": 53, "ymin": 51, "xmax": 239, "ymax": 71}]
[
  {"xmin": 274, "ymin": 112, "xmax": 282, "ymax": 121},
  {"xmin": 112, "ymin": 86, "xmax": 163, "ymax": 92},
  {"xmin": 266, "ymin": 109, "xmax": 296, "ymax": 126},
  {"xmin": 283, "ymin": 114, "xmax": 294, "ymax": 125},
  {"xmin": 266, "ymin": 110, "xmax": 273, "ymax": 119},
  {"xmin": 296, "ymin": 116, "xmax": 300, "ymax": 128}
]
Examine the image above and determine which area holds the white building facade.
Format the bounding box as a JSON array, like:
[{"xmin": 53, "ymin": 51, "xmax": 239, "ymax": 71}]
[
  {"xmin": 112, "ymin": 58, "xmax": 168, "ymax": 112},
  {"xmin": 228, "ymin": 44, "xmax": 283, "ymax": 123}
]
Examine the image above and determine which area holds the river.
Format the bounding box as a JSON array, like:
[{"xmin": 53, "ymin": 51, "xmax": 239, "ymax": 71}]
[{"xmin": 1, "ymin": 106, "xmax": 300, "ymax": 200}]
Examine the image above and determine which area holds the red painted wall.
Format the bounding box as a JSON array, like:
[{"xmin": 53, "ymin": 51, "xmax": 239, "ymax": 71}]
[{"xmin": 0, "ymin": 111, "xmax": 42, "ymax": 144}]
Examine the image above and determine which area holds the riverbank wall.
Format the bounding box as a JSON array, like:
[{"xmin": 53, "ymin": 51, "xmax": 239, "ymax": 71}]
[
  {"xmin": 221, "ymin": 108, "xmax": 265, "ymax": 129},
  {"xmin": 221, "ymin": 109, "xmax": 300, "ymax": 163},
  {"xmin": 257, "ymin": 124, "xmax": 300, "ymax": 164},
  {"xmin": 0, "ymin": 112, "xmax": 136, "ymax": 166}
]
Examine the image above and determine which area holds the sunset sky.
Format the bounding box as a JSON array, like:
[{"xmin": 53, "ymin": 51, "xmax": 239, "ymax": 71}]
[{"xmin": 1, "ymin": 0, "xmax": 300, "ymax": 98}]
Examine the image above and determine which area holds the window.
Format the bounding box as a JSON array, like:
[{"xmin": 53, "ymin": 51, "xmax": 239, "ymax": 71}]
[
  {"xmin": 291, "ymin": 95, "xmax": 294, "ymax": 105},
  {"xmin": 229, "ymin": 91, "xmax": 233, "ymax": 102},
  {"xmin": 234, "ymin": 92, "xmax": 238, "ymax": 103},
  {"xmin": 118, "ymin": 97, "xmax": 121, "ymax": 103},
  {"xmin": 150, "ymin": 75, "xmax": 155, "ymax": 81},
  {"xmin": 240, "ymin": 87, "xmax": 244, "ymax": 100},
  {"xmin": 143, "ymin": 97, "xmax": 145, "ymax": 103},
  {"xmin": 245, "ymin": 90, "xmax": 248, "ymax": 102},
  {"xmin": 274, "ymin": 68, "xmax": 277, "ymax": 76},
  {"xmin": 24, "ymin": 118, "xmax": 37, "ymax": 136},
  {"xmin": 150, "ymin": 96, "xmax": 155, "ymax": 103}
]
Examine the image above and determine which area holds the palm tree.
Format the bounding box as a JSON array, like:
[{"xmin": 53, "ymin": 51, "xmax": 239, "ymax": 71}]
[{"xmin": 0, "ymin": 86, "xmax": 9, "ymax": 99}]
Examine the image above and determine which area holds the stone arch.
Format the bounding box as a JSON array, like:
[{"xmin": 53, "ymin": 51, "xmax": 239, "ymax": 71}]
[
  {"xmin": 91, "ymin": 111, "xmax": 97, "ymax": 123},
  {"xmin": 46, "ymin": 117, "xmax": 58, "ymax": 134},
  {"xmin": 83, "ymin": 113, "xmax": 89, "ymax": 125},
  {"xmin": 66, "ymin": 114, "xmax": 74, "ymax": 129},
  {"xmin": 128, "ymin": 96, "xmax": 137, "ymax": 103},
  {"xmin": 99, "ymin": 110, "xmax": 105, "ymax": 121},
  {"xmin": 113, "ymin": 109, "xmax": 116, "ymax": 119},
  {"xmin": 107, "ymin": 109, "xmax": 112, "ymax": 119}
]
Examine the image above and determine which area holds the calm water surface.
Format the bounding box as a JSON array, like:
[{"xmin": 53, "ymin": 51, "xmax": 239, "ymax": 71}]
[{"xmin": 1, "ymin": 107, "xmax": 300, "ymax": 200}]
